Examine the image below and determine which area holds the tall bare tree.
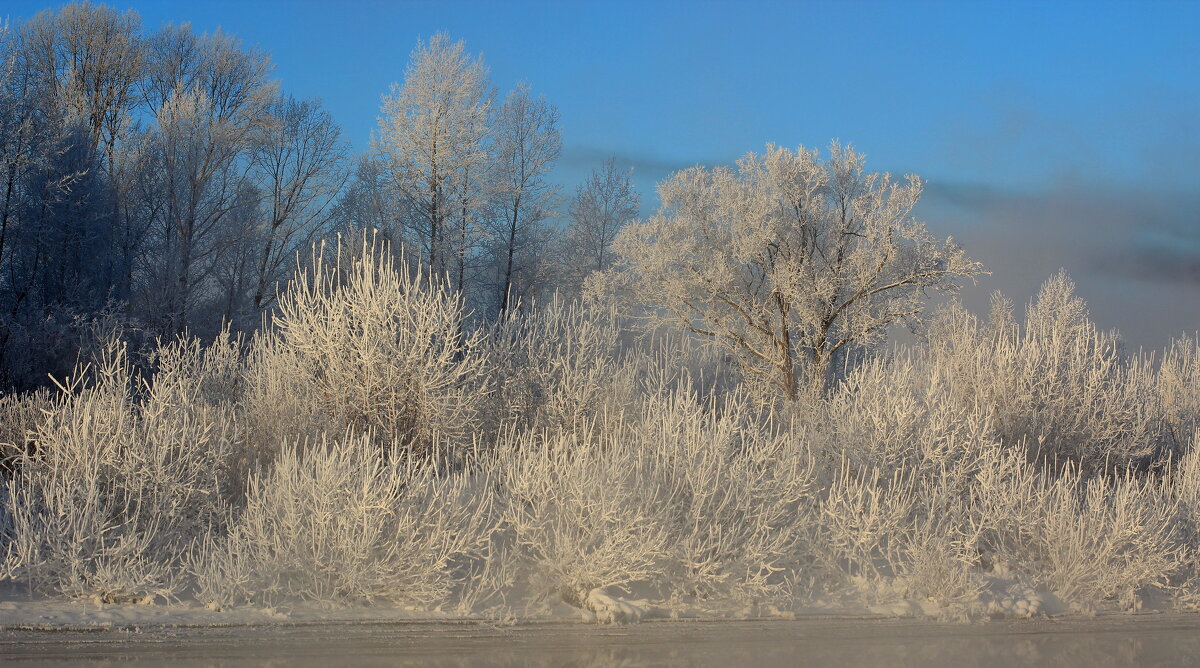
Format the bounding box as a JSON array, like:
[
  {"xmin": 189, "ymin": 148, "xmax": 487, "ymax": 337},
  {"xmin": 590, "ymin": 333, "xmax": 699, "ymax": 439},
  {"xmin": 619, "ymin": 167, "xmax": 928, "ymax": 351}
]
[
  {"xmin": 141, "ymin": 25, "xmax": 274, "ymax": 334},
  {"xmin": 18, "ymin": 4, "xmax": 145, "ymax": 301},
  {"xmin": 560, "ymin": 157, "xmax": 639, "ymax": 298},
  {"xmin": 485, "ymin": 82, "xmax": 561, "ymax": 315},
  {"xmin": 0, "ymin": 23, "xmax": 37, "ymax": 285},
  {"xmin": 248, "ymin": 95, "xmax": 347, "ymax": 313},
  {"xmin": 17, "ymin": 3, "xmax": 143, "ymax": 166},
  {"xmin": 331, "ymin": 156, "xmax": 404, "ymax": 242}
]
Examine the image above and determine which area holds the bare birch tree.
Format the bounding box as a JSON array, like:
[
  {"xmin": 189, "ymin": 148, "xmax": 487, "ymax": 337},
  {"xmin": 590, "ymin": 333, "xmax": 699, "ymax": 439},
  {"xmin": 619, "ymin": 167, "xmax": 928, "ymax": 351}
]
[
  {"xmin": 17, "ymin": 3, "xmax": 143, "ymax": 165},
  {"xmin": 331, "ymin": 155, "xmax": 406, "ymax": 246},
  {"xmin": 141, "ymin": 26, "xmax": 274, "ymax": 334},
  {"xmin": 248, "ymin": 95, "xmax": 347, "ymax": 313},
  {"xmin": 560, "ymin": 157, "xmax": 639, "ymax": 297},
  {"xmin": 486, "ymin": 82, "xmax": 561, "ymax": 315}
]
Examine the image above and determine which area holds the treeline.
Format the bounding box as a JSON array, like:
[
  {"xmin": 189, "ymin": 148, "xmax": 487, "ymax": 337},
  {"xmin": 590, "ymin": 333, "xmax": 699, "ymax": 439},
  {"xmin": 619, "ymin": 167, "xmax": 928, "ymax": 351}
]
[{"xmin": 0, "ymin": 4, "xmax": 638, "ymax": 391}]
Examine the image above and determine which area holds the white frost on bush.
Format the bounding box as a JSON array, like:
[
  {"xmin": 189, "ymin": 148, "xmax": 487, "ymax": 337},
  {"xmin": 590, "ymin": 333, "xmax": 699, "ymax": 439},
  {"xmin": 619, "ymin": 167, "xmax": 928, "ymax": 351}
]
[{"xmin": 1, "ymin": 261, "xmax": 1198, "ymax": 623}]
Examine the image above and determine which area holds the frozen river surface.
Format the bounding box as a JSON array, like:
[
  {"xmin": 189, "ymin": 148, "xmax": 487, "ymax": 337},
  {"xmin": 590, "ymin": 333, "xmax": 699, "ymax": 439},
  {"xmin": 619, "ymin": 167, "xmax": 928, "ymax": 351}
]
[{"xmin": 4, "ymin": 614, "xmax": 1200, "ymax": 666}]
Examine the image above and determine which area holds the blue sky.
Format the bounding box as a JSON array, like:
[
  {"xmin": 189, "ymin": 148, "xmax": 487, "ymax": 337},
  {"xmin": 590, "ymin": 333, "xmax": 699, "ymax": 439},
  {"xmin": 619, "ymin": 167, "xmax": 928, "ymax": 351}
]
[{"xmin": 4, "ymin": 0, "xmax": 1198, "ymax": 349}]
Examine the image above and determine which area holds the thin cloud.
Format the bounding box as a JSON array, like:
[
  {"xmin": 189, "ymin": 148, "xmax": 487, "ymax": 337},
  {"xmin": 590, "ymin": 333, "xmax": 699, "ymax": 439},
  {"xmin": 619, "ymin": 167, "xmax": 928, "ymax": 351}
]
[{"xmin": 919, "ymin": 179, "xmax": 1200, "ymax": 350}]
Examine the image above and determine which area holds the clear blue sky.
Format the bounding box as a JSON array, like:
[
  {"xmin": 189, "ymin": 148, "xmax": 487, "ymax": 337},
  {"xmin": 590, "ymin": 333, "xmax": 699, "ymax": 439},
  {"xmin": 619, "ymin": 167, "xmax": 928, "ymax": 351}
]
[{"xmin": 5, "ymin": 0, "xmax": 1199, "ymax": 349}]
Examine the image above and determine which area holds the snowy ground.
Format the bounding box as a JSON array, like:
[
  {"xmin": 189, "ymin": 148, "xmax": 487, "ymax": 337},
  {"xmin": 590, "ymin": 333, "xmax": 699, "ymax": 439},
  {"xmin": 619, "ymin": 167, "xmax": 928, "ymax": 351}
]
[
  {"xmin": 5, "ymin": 613, "xmax": 1200, "ymax": 666},
  {"xmin": 0, "ymin": 575, "xmax": 1075, "ymax": 633}
]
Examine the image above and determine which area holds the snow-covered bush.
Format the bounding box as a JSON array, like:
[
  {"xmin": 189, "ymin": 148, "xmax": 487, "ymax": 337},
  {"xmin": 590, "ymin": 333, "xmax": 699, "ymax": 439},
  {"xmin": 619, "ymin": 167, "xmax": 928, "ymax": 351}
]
[
  {"xmin": 244, "ymin": 236, "xmax": 490, "ymax": 459},
  {"xmin": 191, "ymin": 434, "xmax": 496, "ymax": 608},
  {"xmin": 0, "ymin": 262, "xmax": 1196, "ymax": 620},
  {"xmin": 896, "ymin": 482, "xmax": 982, "ymax": 610},
  {"xmin": 1157, "ymin": 338, "xmax": 1200, "ymax": 457},
  {"xmin": 645, "ymin": 388, "xmax": 817, "ymax": 604},
  {"xmin": 1, "ymin": 341, "xmax": 238, "ymax": 602},
  {"xmin": 816, "ymin": 463, "xmax": 936, "ymax": 604},
  {"xmin": 818, "ymin": 352, "xmax": 996, "ymax": 479},
  {"xmin": 922, "ymin": 273, "xmax": 1164, "ymax": 471},
  {"xmin": 494, "ymin": 384, "xmax": 818, "ymax": 612},
  {"xmin": 0, "ymin": 389, "xmax": 52, "ymax": 476},
  {"xmin": 972, "ymin": 446, "xmax": 1182, "ymax": 611},
  {"xmin": 496, "ymin": 419, "xmax": 672, "ymax": 611},
  {"xmin": 484, "ymin": 297, "xmax": 630, "ymax": 435}
]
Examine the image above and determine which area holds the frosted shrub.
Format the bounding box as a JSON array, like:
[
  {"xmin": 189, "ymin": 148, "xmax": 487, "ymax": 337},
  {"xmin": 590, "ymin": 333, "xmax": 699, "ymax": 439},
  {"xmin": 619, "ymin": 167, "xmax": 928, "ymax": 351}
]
[
  {"xmin": 818, "ymin": 464, "xmax": 916, "ymax": 587},
  {"xmin": 0, "ymin": 389, "xmax": 52, "ymax": 476},
  {"xmin": 191, "ymin": 434, "xmax": 496, "ymax": 608},
  {"xmin": 485, "ymin": 297, "xmax": 630, "ymax": 435},
  {"xmin": 1172, "ymin": 432, "xmax": 1200, "ymax": 538},
  {"xmin": 822, "ymin": 352, "xmax": 996, "ymax": 481},
  {"xmin": 897, "ymin": 498, "xmax": 981, "ymax": 609},
  {"xmin": 248, "ymin": 236, "xmax": 489, "ymax": 457},
  {"xmin": 1165, "ymin": 432, "xmax": 1200, "ymax": 605},
  {"xmin": 1037, "ymin": 473, "xmax": 1181, "ymax": 608},
  {"xmin": 649, "ymin": 389, "xmax": 817, "ymax": 604},
  {"xmin": 497, "ymin": 421, "xmax": 672, "ymax": 610},
  {"xmin": 924, "ymin": 274, "xmax": 1163, "ymax": 471},
  {"xmin": 972, "ymin": 448, "xmax": 1182, "ymax": 610},
  {"xmin": 618, "ymin": 320, "xmax": 744, "ymax": 401},
  {"xmin": 240, "ymin": 333, "xmax": 332, "ymax": 464},
  {"xmin": 1158, "ymin": 338, "xmax": 1200, "ymax": 456},
  {"xmin": 148, "ymin": 330, "xmax": 245, "ymax": 410},
  {"xmin": 146, "ymin": 333, "xmax": 254, "ymax": 499},
  {"xmin": 1, "ymin": 342, "xmax": 237, "ymax": 602},
  {"xmin": 2, "ymin": 261, "xmax": 1198, "ymax": 619},
  {"xmin": 495, "ymin": 385, "xmax": 818, "ymax": 612}
]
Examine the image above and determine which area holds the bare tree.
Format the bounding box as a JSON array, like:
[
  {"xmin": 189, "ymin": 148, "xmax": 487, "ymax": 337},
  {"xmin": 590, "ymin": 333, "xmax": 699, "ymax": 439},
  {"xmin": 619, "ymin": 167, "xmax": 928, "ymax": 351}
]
[
  {"xmin": 331, "ymin": 156, "xmax": 405, "ymax": 242},
  {"xmin": 1, "ymin": 14, "xmax": 112, "ymax": 308},
  {"xmin": 248, "ymin": 95, "xmax": 347, "ymax": 313},
  {"xmin": 16, "ymin": 4, "xmax": 146, "ymax": 303},
  {"xmin": 0, "ymin": 23, "xmax": 37, "ymax": 285},
  {"xmin": 486, "ymin": 82, "xmax": 561, "ymax": 315},
  {"xmin": 0, "ymin": 18, "xmax": 117, "ymax": 387},
  {"xmin": 560, "ymin": 157, "xmax": 639, "ymax": 297},
  {"xmin": 604, "ymin": 142, "xmax": 985, "ymax": 400},
  {"xmin": 375, "ymin": 33, "xmax": 491, "ymax": 281},
  {"xmin": 141, "ymin": 26, "xmax": 274, "ymax": 334},
  {"xmin": 17, "ymin": 3, "xmax": 143, "ymax": 166}
]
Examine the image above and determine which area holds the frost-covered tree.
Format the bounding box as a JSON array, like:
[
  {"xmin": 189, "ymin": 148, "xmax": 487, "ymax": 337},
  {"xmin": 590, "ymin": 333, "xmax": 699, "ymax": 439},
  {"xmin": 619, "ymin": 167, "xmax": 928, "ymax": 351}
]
[
  {"xmin": 331, "ymin": 155, "xmax": 406, "ymax": 246},
  {"xmin": 0, "ymin": 23, "xmax": 28, "ymax": 281},
  {"xmin": 375, "ymin": 33, "xmax": 491, "ymax": 282},
  {"xmin": 561, "ymin": 157, "xmax": 639, "ymax": 296},
  {"xmin": 604, "ymin": 142, "xmax": 984, "ymax": 399},
  {"xmin": 17, "ymin": 3, "xmax": 143, "ymax": 165},
  {"xmin": 17, "ymin": 3, "xmax": 144, "ymax": 300},
  {"xmin": 248, "ymin": 95, "xmax": 348, "ymax": 314},
  {"xmin": 140, "ymin": 26, "xmax": 274, "ymax": 334},
  {"xmin": 3, "ymin": 2, "xmax": 146, "ymax": 307},
  {"xmin": 484, "ymin": 82, "xmax": 561, "ymax": 315}
]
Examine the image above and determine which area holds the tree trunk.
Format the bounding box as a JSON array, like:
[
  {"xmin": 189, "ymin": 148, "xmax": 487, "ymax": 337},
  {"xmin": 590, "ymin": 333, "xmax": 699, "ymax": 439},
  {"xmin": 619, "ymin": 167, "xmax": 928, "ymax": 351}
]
[
  {"xmin": 252, "ymin": 217, "xmax": 280, "ymax": 311},
  {"xmin": 0, "ymin": 161, "xmax": 17, "ymax": 272},
  {"xmin": 175, "ymin": 231, "xmax": 192, "ymax": 335},
  {"xmin": 775, "ymin": 293, "xmax": 798, "ymax": 401},
  {"xmin": 498, "ymin": 195, "xmax": 521, "ymax": 316}
]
